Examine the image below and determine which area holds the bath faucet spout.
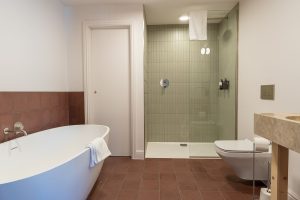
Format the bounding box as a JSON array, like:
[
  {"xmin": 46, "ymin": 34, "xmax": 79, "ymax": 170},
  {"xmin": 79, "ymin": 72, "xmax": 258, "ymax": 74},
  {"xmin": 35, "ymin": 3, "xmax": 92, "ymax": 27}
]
[
  {"xmin": 16, "ymin": 130, "xmax": 27, "ymax": 136},
  {"xmin": 3, "ymin": 122, "xmax": 27, "ymax": 137}
]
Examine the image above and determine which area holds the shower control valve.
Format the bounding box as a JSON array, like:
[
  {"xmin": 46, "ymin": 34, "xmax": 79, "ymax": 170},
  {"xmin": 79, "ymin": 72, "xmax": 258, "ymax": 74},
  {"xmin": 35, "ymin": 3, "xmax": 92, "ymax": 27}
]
[
  {"xmin": 160, "ymin": 78, "xmax": 169, "ymax": 89},
  {"xmin": 219, "ymin": 78, "xmax": 229, "ymax": 90}
]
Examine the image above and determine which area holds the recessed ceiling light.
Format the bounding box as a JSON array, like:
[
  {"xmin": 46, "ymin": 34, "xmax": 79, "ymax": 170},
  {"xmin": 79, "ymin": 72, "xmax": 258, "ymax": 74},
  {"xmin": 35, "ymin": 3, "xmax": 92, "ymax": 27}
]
[{"xmin": 179, "ymin": 15, "xmax": 189, "ymax": 21}]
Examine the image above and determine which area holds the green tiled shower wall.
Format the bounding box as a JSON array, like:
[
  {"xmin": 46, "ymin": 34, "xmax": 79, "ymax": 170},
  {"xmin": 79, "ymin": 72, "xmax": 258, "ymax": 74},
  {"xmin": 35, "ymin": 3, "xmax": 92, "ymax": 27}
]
[{"xmin": 145, "ymin": 24, "xmax": 221, "ymax": 142}]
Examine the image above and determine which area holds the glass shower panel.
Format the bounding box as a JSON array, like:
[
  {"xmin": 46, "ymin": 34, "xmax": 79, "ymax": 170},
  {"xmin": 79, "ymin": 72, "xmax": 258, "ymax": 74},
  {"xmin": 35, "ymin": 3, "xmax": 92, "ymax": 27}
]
[
  {"xmin": 217, "ymin": 6, "xmax": 238, "ymax": 141},
  {"xmin": 189, "ymin": 24, "xmax": 219, "ymax": 144},
  {"xmin": 188, "ymin": 6, "xmax": 238, "ymax": 157},
  {"xmin": 188, "ymin": 24, "xmax": 220, "ymax": 157}
]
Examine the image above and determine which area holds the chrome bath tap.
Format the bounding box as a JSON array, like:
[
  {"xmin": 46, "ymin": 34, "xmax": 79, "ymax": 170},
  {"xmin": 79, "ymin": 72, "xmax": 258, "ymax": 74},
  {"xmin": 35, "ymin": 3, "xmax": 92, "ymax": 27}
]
[{"xmin": 3, "ymin": 122, "xmax": 27, "ymax": 136}]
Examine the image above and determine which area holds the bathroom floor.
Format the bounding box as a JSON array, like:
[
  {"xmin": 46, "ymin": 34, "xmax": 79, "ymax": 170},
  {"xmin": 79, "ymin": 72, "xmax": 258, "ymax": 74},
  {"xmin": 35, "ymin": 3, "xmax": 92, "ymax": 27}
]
[{"xmin": 88, "ymin": 157, "xmax": 262, "ymax": 200}]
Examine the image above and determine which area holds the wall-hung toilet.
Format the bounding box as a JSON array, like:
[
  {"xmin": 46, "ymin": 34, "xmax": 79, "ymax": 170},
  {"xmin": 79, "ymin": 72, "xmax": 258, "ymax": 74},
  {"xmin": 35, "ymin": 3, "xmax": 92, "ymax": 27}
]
[{"xmin": 215, "ymin": 138, "xmax": 271, "ymax": 181}]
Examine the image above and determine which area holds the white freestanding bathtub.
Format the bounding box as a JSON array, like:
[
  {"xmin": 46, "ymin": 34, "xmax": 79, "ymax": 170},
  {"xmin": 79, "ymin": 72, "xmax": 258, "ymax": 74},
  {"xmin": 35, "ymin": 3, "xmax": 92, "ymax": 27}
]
[{"xmin": 0, "ymin": 125, "xmax": 110, "ymax": 200}]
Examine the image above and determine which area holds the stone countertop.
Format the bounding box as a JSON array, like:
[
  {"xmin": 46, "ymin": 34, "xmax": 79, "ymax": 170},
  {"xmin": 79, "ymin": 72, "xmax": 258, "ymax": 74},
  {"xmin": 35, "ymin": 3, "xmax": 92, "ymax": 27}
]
[{"xmin": 254, "ymin": 113, "xmax": 300, "ymax": 154}]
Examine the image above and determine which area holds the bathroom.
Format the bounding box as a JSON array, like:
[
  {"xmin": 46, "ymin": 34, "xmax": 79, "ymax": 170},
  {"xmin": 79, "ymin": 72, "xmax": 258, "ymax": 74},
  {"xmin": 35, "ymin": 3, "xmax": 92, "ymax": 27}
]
[{"xmin": 0, "ymin": 0, "xmax": 300, "ymax": 200}]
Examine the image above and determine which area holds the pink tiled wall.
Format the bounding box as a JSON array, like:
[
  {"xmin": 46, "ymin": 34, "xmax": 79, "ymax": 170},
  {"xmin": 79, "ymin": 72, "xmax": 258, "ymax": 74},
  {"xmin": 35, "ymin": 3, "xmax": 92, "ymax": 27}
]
[{"xmin": 0, "ymin": 92, "xmax": 85, "ymax": 143}]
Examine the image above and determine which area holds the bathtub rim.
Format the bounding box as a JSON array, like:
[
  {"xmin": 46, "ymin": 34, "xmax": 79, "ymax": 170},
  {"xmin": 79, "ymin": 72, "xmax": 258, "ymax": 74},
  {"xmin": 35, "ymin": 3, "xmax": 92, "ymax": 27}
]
[{"xmin": 0, "ymin": 124, "xmax": 110, "ymax": 185}]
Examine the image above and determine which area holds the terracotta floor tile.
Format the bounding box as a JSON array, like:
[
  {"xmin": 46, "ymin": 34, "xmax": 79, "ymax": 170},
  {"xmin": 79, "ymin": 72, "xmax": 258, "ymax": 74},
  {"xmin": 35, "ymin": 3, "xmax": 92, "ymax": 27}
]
[
  {"xmin": 122, "ymin": 179, "xmax": 141, "ymax": 190},
  {"xmin": 137, "ymin": 190, "xmax": 159, "ymax": 200},
  {"xmin": 196, "ymin": 180, "xmax": 219, "ymax": 191},
  {"xmin": 128, "ymin": 165, "xmax": 144, "ymax": 173},
  {"xmin": 189, "ymin": 164, "xmax": 206, "ymax": 173},
  {"xmin": 160, "ymin": 172, "xmax": 176, "ymax": 181},
  {"xmin": 145, "ymin": 158, "xmax": 160, "ymax": 164},
  {"xmin": 140, "ymin": 180, "xmax": 159, "ymax": 190},
  {"xmin": 193, "ymin": 172, "xmax": 212, "ymax": 181},
  {"xmin": 144, "ymin": 165, "xmax": 159, "ymax": 173},
  {"xmin": 201, "ymin": 191, "xmax": 225, "ymax": 200},
  {"xmin": 126, "ymin": 172, "xmax": 142, "ymax": 180},
  {"xmin": 201, "ymin": 160, "xmax": 222, "ymax": 170},
  {"xmin": 160, "ymin": 180, "xmax": 178, "ymax": 191},
  {"xmin": 159, "ymin": 160, "xmax": 174, "ymax": 172},
  {"xmin": 117, "ymin": 189, "xmax": 138, "ymax": 200},
  {"xmin": 160, "ymin": 165, "xmax": 175, "ymax": 172},
  {"xmin": 97, "ymin": 172, "xmax": 111, "ymax": 181},
  {"xmin": 176, "ymin": 172, "xmax": 195, "ymax": 182},
  {"xmin": 109, "ymin": 173, "xmax": 127, "ymax": 181},
  {"xmin": 221, "ymin": 191, "xmax": 248, "ymax": 200},
  {"xmin": 93, "ymin": 179, "xmax": 106, "ymax": 191},
  {"xmin": 178, "ymin": 180, "xmax": 198, "ymax": 190},
  {"xmin": 180, "ymin": 190, "xmax": 203, "ymax": 200},
  {"xmin": 173, "ymin": 160, "xmax": 189, "ymax": 172},
  {"xmin": 114, "ymin": 165, "xmax": 130, "ymax": 173},
  {"xmin": 144, "ymin": 161, "xmax": 160, "ymax": 172},
  {"xmin": 207, "ymin": 170, "xmax": 234, "ymax": 182},
  {"xmin": 102, "ymin": 180, "xmax": 123, "ymax": 191},
  {"xmin": 142, "ymin": 172, "xmax": 159, "ymax": 180},
  {"xmin": 90, "ymin": 188, "xmax": 119, "ymax": 200},
  {"xmin": 218, "ymin": 179, "xmax": 259, "ymax": 195},
  {"xmin": 160, "ymin": 189, "xmax": 181, "ymax": 200},
  {"xmin": 172, "ymin": 159, "xmax": 188, "ymax": 164}
]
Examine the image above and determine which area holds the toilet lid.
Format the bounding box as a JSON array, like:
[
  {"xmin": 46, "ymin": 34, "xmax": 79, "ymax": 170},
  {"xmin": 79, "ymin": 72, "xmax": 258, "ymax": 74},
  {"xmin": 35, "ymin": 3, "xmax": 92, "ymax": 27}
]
[{"xmin": 215, "ymin": 139, "xmax": 254, "ymax": 152}]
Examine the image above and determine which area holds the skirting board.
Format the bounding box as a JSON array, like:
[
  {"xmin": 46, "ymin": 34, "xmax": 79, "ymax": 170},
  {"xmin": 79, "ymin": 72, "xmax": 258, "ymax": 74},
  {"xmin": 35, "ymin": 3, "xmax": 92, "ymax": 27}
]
[{"xmin": 132, "ymin": 150, "xmax": 144, "ymax": 160}]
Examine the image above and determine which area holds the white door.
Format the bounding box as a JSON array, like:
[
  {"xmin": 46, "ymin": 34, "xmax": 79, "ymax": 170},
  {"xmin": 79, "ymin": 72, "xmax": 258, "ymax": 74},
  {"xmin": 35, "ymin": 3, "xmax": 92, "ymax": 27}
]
[{"xmin": 88, "ymin": 28, "xmax": 131, "ymax": 156}]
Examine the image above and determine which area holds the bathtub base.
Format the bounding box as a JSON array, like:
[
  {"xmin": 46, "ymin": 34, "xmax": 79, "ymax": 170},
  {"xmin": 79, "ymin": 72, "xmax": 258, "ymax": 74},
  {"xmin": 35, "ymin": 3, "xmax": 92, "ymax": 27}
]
[{"xmin": 0, "ymin": 152, "xmax": 103, "ymax": 200}]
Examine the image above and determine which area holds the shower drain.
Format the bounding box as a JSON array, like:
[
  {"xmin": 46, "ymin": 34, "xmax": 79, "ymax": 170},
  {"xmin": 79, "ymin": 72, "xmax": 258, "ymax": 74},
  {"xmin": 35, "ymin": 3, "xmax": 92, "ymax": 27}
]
[{"xmin": 180, "ymin": 144, "xmax": 188, "ymax": 147}]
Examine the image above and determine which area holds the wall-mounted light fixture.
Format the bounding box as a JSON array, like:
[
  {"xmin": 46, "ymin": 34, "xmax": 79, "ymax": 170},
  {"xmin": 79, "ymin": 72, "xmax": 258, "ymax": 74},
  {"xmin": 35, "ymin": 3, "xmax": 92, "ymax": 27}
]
[
  {"xmin": 201, "ymin": 47, "xmax": 210, "ymax": 55},
  {"xmin": 201, "ymin": 48, "xmax": 206, "ymax": 55},
  {"xmin": 205, "ymin": 48, "xmax": 210, "ymax": 55}
]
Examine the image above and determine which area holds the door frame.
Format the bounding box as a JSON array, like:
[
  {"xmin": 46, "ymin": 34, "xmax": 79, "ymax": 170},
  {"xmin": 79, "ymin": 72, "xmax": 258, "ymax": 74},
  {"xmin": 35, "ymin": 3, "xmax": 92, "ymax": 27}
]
[{"xmin": 83, "ymin": 20, "xmax": 136, "ymax": 158}]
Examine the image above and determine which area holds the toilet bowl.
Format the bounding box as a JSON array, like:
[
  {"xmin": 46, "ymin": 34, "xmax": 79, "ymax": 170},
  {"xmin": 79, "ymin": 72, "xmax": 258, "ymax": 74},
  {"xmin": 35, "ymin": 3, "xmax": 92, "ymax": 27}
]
[{"xmin": 215, "ymin": 139, "xmax": 271, "ymax": 181}]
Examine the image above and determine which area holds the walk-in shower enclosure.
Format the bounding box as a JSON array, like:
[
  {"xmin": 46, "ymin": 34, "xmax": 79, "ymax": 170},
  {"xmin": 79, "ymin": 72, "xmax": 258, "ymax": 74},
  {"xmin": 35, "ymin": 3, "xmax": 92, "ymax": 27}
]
[{"xmin": 145, "ymin": 6, "xmax": 238, "ymax": 158}]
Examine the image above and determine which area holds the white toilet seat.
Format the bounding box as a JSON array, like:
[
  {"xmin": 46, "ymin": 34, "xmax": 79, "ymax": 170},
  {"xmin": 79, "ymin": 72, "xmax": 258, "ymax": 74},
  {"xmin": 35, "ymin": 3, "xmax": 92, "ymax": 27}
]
[{"xmin": 215, "ymin": 139, "xmax": 253, "ymax": 153}]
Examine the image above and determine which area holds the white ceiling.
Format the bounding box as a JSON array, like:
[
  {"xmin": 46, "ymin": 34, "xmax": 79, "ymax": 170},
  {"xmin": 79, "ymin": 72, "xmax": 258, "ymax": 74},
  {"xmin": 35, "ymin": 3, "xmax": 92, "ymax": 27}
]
[{"xmin": 61, "ymin": 0, "xmax": 239, "ymax": 24}]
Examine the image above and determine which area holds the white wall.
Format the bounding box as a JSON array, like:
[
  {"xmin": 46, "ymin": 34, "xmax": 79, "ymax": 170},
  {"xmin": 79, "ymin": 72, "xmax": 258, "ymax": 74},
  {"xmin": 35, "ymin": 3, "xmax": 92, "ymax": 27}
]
[
  {"xmin": 66, "ymin": 4, "xmax": 145, "ymax": 159},
  {"xmin": 0, "ymin": 0, "xmax": 68, "ymax": 91},
  {"xmin": 239, "ymin": 0, "xmax": 300, "ymax": 199}
]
